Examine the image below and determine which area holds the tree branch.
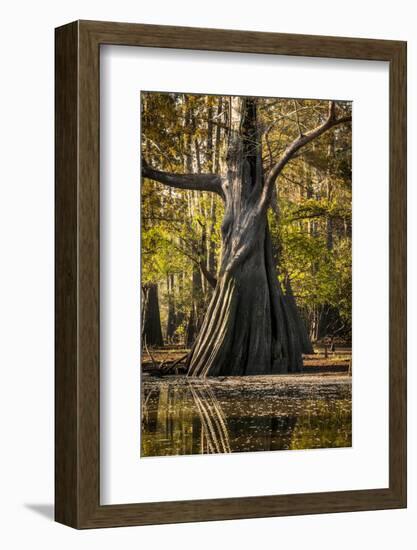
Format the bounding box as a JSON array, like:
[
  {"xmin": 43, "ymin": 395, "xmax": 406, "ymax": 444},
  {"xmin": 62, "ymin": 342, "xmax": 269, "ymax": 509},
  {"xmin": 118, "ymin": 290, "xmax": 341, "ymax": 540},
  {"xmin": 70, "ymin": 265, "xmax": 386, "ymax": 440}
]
[
  {"xmin": 142, "ymin": 159, "xmax": 223, "ymax": 196},
  {"xmin": 259, "ymin": 101, "xmax": 351, "ymax": 211},
  {"xmin": 199, "ymin": 260, "xmax": 217, "ymax": 289},
  {"xmin": 292, "ymin": 99, "xmax": 303, "ymax": 137},
  {"xmin": 170, "ymin": 240, "xmax": 218, "ymax": 289}
]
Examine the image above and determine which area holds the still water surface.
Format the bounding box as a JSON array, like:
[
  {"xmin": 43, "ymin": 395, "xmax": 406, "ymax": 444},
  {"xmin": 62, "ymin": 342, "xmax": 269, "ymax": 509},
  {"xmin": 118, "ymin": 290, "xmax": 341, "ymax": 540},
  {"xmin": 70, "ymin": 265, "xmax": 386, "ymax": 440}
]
[{"xmin": 141, "ymin": 375, "xmax": 351, "ymax": 457}]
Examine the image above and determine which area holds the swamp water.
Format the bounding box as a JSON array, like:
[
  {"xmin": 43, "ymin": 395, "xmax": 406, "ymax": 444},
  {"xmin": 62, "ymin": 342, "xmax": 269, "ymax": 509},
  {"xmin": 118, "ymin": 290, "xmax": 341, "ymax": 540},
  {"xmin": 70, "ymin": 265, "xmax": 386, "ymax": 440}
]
[{"xmin": 141, "ymin": 374, "xmax": 352, "ymax": 457}]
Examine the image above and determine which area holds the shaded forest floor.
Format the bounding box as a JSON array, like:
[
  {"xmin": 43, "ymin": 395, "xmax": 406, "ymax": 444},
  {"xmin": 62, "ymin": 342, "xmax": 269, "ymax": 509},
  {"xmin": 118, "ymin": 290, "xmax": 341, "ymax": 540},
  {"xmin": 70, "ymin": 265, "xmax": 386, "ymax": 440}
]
[{"xmin": 141, "ymin": 347, "xmax": 352, "ymax": 377}]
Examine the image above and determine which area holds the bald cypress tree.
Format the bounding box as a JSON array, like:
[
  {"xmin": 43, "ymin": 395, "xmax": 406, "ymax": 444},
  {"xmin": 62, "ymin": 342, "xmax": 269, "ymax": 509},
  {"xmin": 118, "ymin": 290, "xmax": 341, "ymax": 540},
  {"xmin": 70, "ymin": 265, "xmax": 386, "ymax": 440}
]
[{"xmin": 143, "ymin": 97, "xmax": 351, "ymax": 375}]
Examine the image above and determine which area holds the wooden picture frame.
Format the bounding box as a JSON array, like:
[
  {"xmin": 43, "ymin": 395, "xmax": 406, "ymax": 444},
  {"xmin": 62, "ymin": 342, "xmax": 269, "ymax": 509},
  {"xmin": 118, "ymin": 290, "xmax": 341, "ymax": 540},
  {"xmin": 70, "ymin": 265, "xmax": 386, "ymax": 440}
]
[{"xmin": 55, "ymin": 20, "xmax": 407, "ymax": 528}]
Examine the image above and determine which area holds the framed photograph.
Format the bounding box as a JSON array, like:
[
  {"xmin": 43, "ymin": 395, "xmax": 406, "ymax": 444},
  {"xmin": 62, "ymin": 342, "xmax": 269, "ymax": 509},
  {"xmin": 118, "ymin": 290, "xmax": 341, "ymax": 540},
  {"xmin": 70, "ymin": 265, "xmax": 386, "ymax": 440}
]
[{"xmin": 55, "ymin": 20, "xmax": 406, "ymax": 528}]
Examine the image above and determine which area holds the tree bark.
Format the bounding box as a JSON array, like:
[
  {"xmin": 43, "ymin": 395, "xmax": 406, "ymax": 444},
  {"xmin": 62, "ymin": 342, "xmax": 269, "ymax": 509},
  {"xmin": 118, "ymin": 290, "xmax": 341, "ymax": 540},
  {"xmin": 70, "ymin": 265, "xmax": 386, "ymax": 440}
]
[
  {"xmin": 142, "ymin": 283, "xmax": 164, "ymax": 348},
  {"xmin": 187, "ymin": 98, "xmax": 302, "ymax": 376},
  {"xmin": 282, "ymin": 275, "xmax": 314, "ymax": 354}
]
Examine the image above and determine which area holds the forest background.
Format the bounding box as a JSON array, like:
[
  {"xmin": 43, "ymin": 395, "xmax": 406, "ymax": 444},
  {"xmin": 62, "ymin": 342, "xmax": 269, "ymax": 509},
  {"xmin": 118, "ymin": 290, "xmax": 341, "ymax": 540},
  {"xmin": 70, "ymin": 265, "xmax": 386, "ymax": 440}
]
[{"xmin": 141, "ymin": 92, "xmax": 352, "ymax": 353}]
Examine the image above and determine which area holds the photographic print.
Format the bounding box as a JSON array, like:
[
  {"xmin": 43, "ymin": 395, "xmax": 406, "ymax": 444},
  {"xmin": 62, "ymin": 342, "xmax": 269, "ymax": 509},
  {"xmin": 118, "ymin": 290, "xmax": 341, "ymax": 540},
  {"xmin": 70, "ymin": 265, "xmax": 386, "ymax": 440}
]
[
  {"xmin": 55, "ymin": 21, "xmax": 406, "ymax": 527},
  {"xmin": 141, "ymin": 92, "xmax": 352, "ymax": 458}
]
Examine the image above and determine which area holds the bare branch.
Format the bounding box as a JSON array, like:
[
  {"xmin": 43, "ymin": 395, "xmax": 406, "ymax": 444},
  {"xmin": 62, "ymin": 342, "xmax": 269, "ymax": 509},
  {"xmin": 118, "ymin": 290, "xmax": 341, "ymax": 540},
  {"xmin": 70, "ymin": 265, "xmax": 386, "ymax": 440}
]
[
  {"xmin": 259, "ymin": 101, "xmax": 351, "ymax": 211},
  {"xmin": 170, "ymin": 239, "xmax": 218, "ymax": 289},
  {"xmin": 142, "ymin": 136, "xmax": 176, "ymax": 170},
  {"xmin": 293, "ymin": 99, "xmax": 303, "ymax": 137},
  {"xmin": 142, "ymin": 160, "xmax": 223, "ymax": 196},
  {"xmin": 199, "ymin": 260, "xmax": 217, "ymax": 289}
]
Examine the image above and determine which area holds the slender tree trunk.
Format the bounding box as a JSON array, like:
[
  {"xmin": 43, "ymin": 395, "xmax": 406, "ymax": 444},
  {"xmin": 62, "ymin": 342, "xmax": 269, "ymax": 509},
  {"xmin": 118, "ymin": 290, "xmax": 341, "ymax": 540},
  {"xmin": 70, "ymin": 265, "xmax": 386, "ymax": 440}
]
[
  {"xmin": 186, "ymin": 265, "xmax": 204, "ymax": 348},
  {"xmin": 206, "ymin": 97, "xmax": 223, "ymax": 289},
  {"xmin": 325, "ymin": 140, "xmax": 334, "ymax": 251},
  {"xmin": 176, "ymin": 272, "xmax": 186, "ymax": 340},
  {"xmin": 166, "ymin": 274, "xmax": 177, "ymax": 342}
]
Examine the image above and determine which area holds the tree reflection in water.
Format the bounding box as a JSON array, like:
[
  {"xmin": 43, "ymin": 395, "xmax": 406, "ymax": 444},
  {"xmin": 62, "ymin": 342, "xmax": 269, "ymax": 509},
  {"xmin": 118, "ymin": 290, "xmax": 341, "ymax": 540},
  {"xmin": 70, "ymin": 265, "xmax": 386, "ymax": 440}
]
[
  {"xmin": 189, "ymin": 383, "xmax": 231, "ymax": 454},
  {"xmin": 141, "ymin": 375, "xmax": 351, "ymax": 457}
]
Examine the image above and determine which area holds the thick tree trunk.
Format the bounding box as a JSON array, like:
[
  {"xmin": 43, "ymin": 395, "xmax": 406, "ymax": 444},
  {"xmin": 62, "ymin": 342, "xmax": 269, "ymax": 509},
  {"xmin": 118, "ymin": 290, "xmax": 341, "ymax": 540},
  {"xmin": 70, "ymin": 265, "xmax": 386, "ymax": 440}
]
[
  {"xmin": 186, "ymin": 97, "xmax": 304, "ymax": 376},
  {"xmin": 142, "ymin": 283, "xmax": 164, "ymax": 348},
  {"xmin": 187, "ymin": 223, "xmax": 303, "ymax": 376}
]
